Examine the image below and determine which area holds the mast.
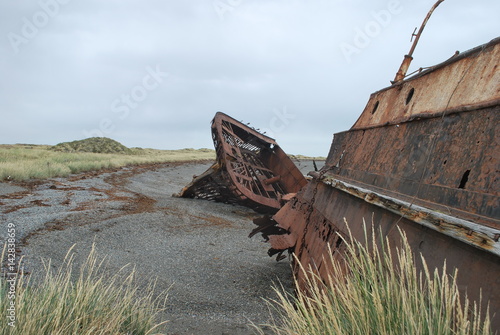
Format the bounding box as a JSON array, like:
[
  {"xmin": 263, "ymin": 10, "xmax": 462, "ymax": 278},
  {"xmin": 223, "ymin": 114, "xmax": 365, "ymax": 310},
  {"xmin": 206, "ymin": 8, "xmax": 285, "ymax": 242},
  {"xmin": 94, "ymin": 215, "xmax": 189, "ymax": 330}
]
[{"xmin": 393, "ymin": 0, "xmax": 445, "ymax": 83}]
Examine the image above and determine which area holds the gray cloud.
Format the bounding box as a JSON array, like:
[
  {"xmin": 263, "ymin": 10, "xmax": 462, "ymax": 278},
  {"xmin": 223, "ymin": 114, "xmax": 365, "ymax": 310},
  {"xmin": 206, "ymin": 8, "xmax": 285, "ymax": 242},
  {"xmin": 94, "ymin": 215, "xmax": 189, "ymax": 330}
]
[{"xmin": 1, "ymin": 0, "xmax": 499, "ymax": 156}]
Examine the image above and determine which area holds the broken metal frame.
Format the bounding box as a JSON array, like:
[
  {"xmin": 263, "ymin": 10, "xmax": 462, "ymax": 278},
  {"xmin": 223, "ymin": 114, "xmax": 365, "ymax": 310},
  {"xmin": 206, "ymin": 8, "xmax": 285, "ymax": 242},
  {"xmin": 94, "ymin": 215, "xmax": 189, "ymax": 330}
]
[{"xmin": 179, "ymin": 112, "xmax": 307, "ymax": 213}]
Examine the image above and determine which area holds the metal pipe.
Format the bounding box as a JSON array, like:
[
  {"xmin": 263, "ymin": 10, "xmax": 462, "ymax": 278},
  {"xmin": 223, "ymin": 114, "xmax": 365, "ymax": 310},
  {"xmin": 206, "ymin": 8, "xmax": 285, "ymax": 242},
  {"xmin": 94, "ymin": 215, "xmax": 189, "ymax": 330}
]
[{"xmin": 393, "ymin": 0, "xmax": 445, "ymax": 83}]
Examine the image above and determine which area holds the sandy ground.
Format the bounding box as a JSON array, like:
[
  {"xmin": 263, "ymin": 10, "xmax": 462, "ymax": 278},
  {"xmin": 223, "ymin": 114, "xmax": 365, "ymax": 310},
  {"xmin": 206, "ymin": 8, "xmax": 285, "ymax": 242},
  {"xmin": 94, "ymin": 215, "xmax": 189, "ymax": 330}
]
[{"xmin": 0, "ymin": 160, "xmax": 320, "ymax": 334}]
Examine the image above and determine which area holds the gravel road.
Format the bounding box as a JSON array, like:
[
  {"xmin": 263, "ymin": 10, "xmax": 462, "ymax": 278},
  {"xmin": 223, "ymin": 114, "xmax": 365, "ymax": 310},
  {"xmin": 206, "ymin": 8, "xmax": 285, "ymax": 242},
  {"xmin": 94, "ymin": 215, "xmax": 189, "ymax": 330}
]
[{"xmin": 0, "ymin": 160, "xmax": 320, "ymax": 334}]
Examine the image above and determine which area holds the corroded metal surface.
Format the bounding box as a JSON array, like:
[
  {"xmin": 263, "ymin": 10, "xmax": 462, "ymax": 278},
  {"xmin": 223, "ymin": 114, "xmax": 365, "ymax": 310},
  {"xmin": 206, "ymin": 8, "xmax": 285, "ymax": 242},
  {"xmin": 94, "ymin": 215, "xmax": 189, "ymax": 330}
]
[
  {"xmin": 252, "ymin": 37, "xmax": 500, "ymax": 330},
  {"xmin": 356, "ymin": 37, "xmax": 500, "ymax": 129},
  {"xmin": 325, "ymin": 105, "xmax": 500, "ymax": 224},
  {"xmin": 179, "ymin": 112, "xmax": 307, "ymax": 213}
]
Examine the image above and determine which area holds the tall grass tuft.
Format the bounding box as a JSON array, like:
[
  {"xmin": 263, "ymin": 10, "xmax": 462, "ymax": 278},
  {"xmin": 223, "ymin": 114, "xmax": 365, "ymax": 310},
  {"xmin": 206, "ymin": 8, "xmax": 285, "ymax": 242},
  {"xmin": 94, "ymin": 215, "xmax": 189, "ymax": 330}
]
[
  {"xmin": 0, "ymin": 244, "xmax": 168, "ymax": 335},
  {"xmin": 261, "ymin": 226, "xmax": 492, "ymax": 335}
]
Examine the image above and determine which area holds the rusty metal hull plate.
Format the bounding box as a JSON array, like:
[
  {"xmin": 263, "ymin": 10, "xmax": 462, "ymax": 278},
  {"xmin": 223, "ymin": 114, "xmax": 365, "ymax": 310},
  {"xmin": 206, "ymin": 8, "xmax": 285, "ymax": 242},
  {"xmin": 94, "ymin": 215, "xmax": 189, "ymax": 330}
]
[
  {"xmin": 264, "ymin": 180, "xmax": 500, "ymax": 326},
  {"xmin": 354, "ymin": 37, "xmax": 500, "ymax": 129},
  {"xmin": 325, "ymin": 106, "xmax": 500, "ymax": 225}
]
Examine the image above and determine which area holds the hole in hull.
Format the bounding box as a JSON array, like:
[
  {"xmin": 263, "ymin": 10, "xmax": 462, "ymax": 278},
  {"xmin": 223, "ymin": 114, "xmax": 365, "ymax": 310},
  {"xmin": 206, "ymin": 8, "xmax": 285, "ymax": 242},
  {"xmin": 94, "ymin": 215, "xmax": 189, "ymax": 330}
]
[
  {"xmin": 406, "ymin": 88, "xmax": 415, "ymax": 105},
  {"xmin": 458, "ymin": 170, "xmax": 471, "ymax": 189}
]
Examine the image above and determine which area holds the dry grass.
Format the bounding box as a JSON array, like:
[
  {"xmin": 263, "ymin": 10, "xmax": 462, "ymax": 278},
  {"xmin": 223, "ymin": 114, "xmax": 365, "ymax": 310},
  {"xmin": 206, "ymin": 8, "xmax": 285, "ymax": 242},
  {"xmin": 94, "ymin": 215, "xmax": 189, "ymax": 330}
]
[
  {"xmin": 0, "ymin": 244, "xmax": 168, "ymax": 335},
  {"xmin": 289, "ymin": 154, "xmax": 326, "ymax": 161},
  {"xmin": 0, "ymin": 143, "xmax": 215, "ymax": 181},
  {"xmin": 259, "ymin": 225, "xmax": 492, "ymax": 335}
]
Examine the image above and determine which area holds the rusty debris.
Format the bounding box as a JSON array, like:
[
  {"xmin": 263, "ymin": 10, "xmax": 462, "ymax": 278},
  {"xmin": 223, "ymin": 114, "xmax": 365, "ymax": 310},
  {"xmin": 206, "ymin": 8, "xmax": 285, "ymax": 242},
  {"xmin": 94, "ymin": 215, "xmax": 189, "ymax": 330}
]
[
  {"xmin": 178, "ymin": 112, "xmax": 307, "ymax": 214},
  {"xmin": 250, "ymin": 36, "xmax": 500, "ymax": 331}
]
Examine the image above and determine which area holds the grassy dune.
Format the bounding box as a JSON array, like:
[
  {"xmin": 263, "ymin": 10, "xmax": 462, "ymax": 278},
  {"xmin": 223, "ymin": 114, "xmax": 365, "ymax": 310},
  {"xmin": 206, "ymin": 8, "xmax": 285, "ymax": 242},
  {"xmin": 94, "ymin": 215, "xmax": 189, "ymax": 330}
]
[{"xmin": 0, "ymin": 140, "xmax": 215, "ymax": 181}]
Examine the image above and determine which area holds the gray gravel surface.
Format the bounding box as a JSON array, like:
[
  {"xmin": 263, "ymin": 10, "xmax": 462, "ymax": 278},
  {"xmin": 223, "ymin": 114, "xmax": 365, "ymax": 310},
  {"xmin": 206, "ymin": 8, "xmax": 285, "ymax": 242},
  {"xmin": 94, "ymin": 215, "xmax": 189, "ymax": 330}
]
[{"xmin": 0, "ymin": 161, "xmax": 320, "ymax": 334}]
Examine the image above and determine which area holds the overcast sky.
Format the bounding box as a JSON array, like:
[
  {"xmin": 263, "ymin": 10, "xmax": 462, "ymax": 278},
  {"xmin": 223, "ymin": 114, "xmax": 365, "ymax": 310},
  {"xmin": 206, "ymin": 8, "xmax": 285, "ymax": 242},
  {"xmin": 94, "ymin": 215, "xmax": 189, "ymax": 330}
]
[{"xmin": 1, "ymin": 0, "xmax": 498, "ymax": 156}]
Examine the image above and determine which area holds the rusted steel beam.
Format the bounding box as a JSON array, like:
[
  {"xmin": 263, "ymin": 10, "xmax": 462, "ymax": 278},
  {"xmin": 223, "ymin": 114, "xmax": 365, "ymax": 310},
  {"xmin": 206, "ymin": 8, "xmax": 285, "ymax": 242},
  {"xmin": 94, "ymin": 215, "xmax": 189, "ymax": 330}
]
[
  {"xmin": 263, "ymin": 175, "xmax": 281, "ymax": 185},
  {"xmin": 179, "ymin": 112, "xmax": 307, "ymax": 213}
]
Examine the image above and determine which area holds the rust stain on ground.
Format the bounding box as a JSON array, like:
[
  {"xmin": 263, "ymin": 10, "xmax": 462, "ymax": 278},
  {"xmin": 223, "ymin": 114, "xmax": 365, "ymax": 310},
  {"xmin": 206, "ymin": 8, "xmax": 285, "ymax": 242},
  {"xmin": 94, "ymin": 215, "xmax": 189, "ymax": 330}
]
[
  {"xmin": 3, "ymin": 199, "xmax": 50, "ymax": 214},
  {"xmin": 12, "ymin": 162, "xmax": 177, "ymax": 247}
]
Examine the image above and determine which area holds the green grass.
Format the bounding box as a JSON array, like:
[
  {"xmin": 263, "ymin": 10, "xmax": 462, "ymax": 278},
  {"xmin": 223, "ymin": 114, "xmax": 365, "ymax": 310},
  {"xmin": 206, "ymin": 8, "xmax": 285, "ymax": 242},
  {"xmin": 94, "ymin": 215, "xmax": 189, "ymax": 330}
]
[
  {"xmin": 0, "ymin": 244, "xmax": 168, "ymax": 335},
  {"xmin": 260, "ymin": 226, "xmax": 492, "ymax": 335},
  {"xmin": 0, "ymin": 142, "xmax": 215, "ymax": 181}
]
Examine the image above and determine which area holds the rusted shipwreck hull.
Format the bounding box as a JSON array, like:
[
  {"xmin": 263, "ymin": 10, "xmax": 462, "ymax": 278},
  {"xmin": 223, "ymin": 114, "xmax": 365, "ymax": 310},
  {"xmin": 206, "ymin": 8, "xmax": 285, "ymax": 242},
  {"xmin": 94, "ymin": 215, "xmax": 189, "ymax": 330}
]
[
  {"xmin": 179, "ymin": 112, "xmax": 307, "ymax": 213},
  {"xmin": 254, "ymin": 37, "xmax": 500, "ymax": 329}
]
